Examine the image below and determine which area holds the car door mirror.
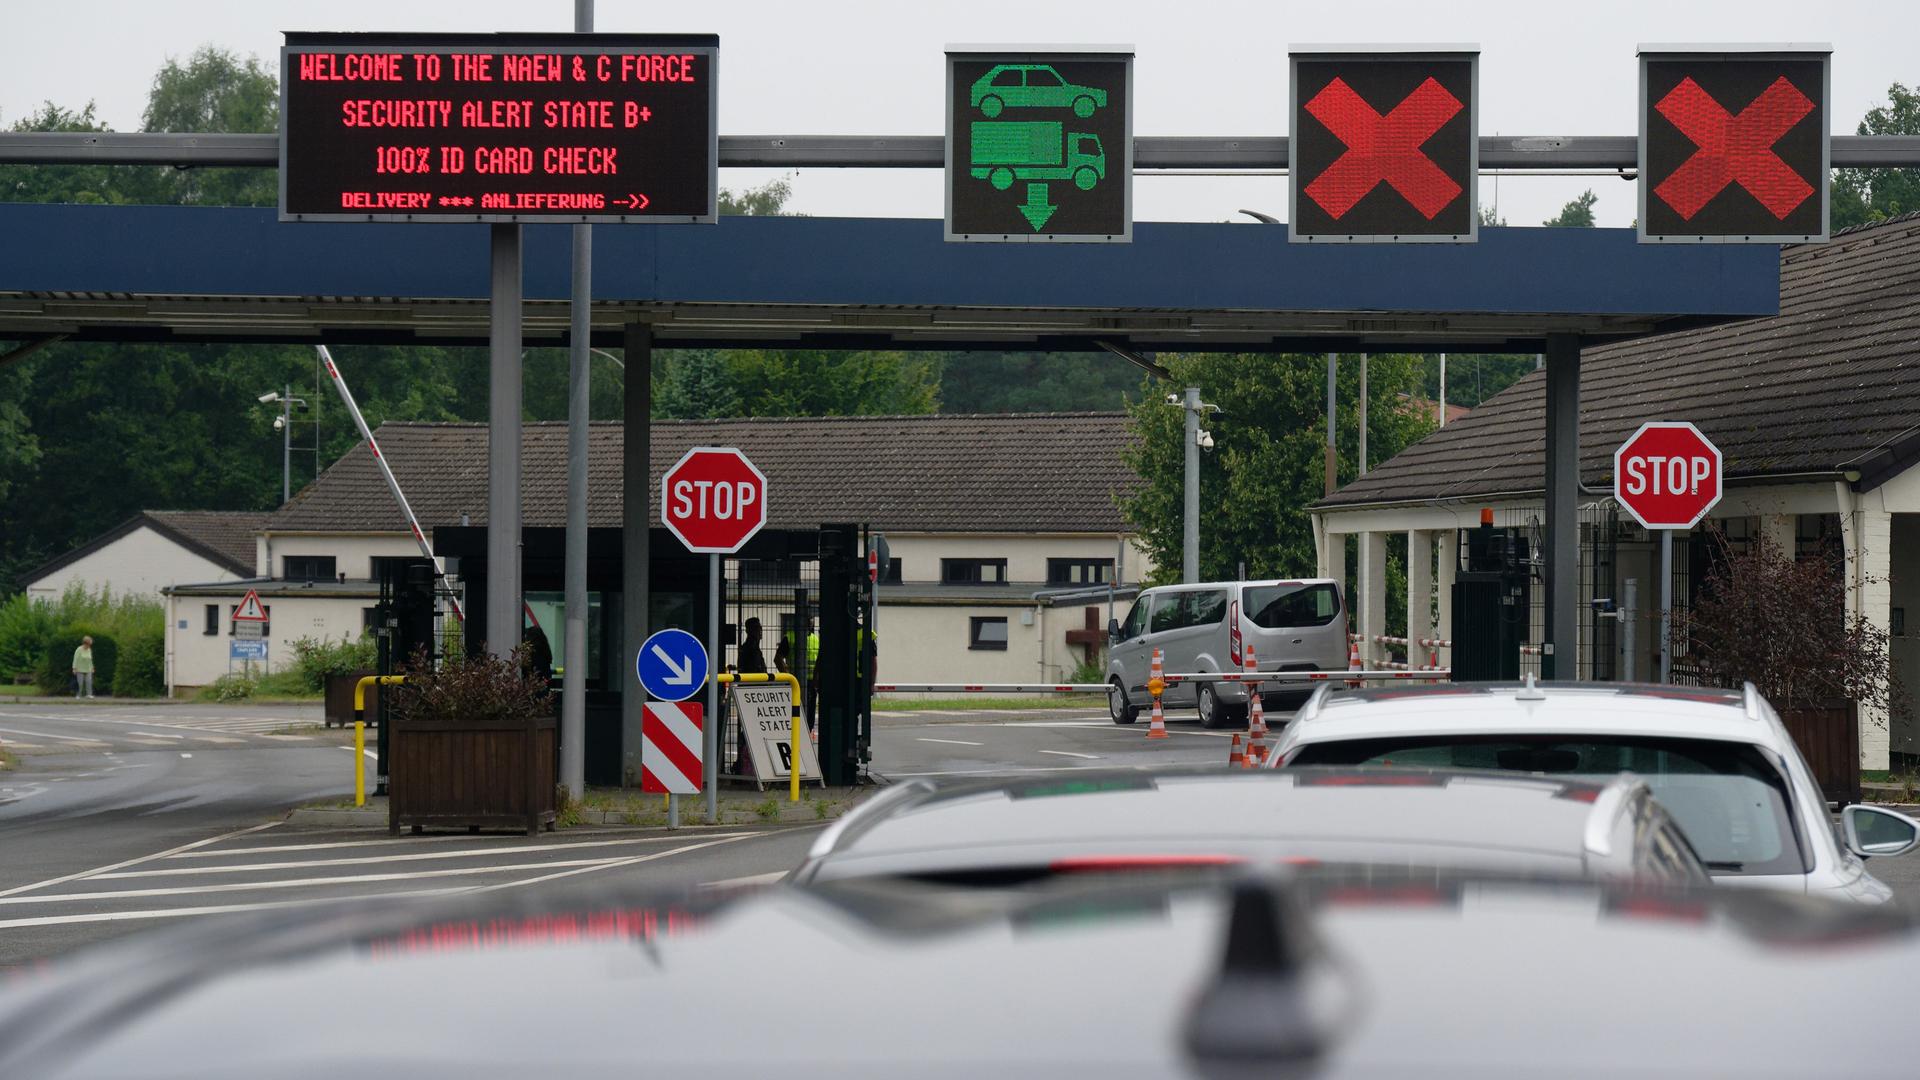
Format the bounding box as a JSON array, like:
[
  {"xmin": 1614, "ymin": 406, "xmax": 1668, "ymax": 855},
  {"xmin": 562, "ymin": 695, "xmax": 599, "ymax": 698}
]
[
  {"xmin": 1842, "ymin": 805, "xmax": 1920, "ymax": 859},
  {"xmin": 1108, "ymin": 618, "xmax": 1121, "ymax": 643}
]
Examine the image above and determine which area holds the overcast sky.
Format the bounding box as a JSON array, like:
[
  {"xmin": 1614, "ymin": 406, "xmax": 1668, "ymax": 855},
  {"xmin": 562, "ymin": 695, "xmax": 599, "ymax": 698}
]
[{"xmin": 2, "ymin": 0, "xmax": 1912, "ymax": 228}]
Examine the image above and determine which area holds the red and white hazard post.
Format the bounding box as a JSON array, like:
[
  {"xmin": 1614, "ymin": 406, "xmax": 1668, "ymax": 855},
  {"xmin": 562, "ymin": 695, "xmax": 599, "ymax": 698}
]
[{"xmin": 642, "ymin": 701, "xmax": 704, "ymax": 829}]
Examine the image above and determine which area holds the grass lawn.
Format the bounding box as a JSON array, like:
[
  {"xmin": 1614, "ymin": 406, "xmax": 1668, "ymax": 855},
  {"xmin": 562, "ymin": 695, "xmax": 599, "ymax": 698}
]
[
  {"xmin": 0, "ymin": 684, "xmax": 39, "ymax": 697},
  {"xmin": 873, "ymin": 694, "xmax": 1108, "ymax": 711}
]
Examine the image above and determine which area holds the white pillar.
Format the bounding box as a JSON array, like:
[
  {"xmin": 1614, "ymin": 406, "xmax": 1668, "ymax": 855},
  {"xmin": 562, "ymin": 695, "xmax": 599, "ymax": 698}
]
[
  {"xmin": 1407, "ymin": 530, "xmax": 1434, "ymax": 666},
  {"xmin": 1322, "ymin": 528, "xmax": 1345, "ymax": 588},
  {"xmin": 1436, "ymin": 529, "xmax": 1458, "ymax": 668},
  {"xmin": 1761, "ymin": 513, "xmax": 1796, "ymax": 557},
  {"xmin": 1358, "ymin": 531, "xmax": 1386, "ymax": 667}
]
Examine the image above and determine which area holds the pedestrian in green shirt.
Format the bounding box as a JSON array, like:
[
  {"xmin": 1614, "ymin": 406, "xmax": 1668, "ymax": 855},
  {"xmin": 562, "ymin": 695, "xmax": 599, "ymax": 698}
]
[{"xmin": 72, "ymin": 636, "xmax": 96, "ymax": 699}]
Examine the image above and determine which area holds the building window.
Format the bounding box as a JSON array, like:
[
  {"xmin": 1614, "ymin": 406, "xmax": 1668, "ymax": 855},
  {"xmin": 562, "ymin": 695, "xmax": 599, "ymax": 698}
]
[
  {"xmin": 284, "ymin": 555, "xmax": 336, "ymax": 582},
  {"xmin": 363, "ymin": 607, "xmax": 380, "ymax": 632},
  {"xmin": 1047, "ymin": 558, "xmax": 1115, "ymax": 586},
  {"xmin": 879, "ymin": 558, "xmax": 903, "ymax": 584},
  {"xmin": 230, "ymin": 604, "xmax": 271, "ymax": 638},
  {"xmin": 942, "ymin": 558, "xmax": 1008, "ymax": 585},
  {"xmin": 969, "ymin": 616, "xmax": 1009, "ymax": 651},
  {"xmin": 203, "ymin": 604, "xmax": 219, "ymax": 636}
]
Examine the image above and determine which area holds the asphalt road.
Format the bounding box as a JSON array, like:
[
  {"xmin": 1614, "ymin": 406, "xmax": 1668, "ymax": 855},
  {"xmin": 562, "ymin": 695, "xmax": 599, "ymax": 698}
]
[{"xmin": 9, "ymin": 697, "xmax": 1920, "ymax": 971}]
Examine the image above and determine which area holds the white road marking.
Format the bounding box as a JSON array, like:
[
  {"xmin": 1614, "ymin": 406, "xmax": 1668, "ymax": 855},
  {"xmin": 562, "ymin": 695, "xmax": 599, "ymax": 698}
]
[
  {"xmin": 701, "ymin": 870, "xmax": 787, "ymax": 888},
  {"xmin": 915, "ymin": 737, "xmax": 984, "ymax": 747},
  {"xmin": 168, "ymin": 832, "xmax": 566, "ymax": 858},
  {"xmin": 0, "ymin": 856, "xmax": 659, "ymax": 905},
  {"xmin": 0, "ymin": 887, "xmax": 470, "ymax": 930},
  {"xmin": 0, "ymin": 821, "xmax": 281, "ymax": 899},
  {"xmin": 0, "ymin": 725, "xmax": 104, "ymax": 745},
  {"xmin": 127, "ymin": 731, "xmax": 185, "ymax": 740},
  {"xmin": 470, "ymin": 834, "xmax": 756, "ymax": 893},
  {"xmin": 103, "ymin": 833, "xmax": 753, "ymax": 878},
  {"xmin": 335, "ymin": 746, "xmax": 379, "ymax": 760},
  {"xmin": 1036, "ymin": 750, "xmax": 1100, "ymax": 759},
  {"xmin": 179, "ymin": 753, "xmax": 193, "ymax": 759},
  {"xmin": 257, "ymin": 734, "xmax": 314, "ymax": 741}
]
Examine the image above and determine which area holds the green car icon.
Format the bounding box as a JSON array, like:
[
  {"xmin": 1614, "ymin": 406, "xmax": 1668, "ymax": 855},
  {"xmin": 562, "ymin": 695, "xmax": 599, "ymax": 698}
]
[{"xmin": 970, "ymin": 64, "xmax": 1107, "ymax": 118}]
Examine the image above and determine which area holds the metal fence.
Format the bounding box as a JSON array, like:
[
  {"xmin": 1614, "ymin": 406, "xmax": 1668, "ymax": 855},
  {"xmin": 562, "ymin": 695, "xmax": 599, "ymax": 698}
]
[{"xmin": 719, "ymin": 556, "xmax": 819, "ymax": 778}]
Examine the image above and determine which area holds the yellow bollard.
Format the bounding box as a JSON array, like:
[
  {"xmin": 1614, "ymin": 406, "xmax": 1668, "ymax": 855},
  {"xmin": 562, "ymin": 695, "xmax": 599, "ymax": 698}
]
[
  {"xmin": 353, "ymin": 720, "xmax": 366, "ymax": 807},
  {"xmin": 717, "ymin": 672, "xmax": 805, "ymax": 802}
]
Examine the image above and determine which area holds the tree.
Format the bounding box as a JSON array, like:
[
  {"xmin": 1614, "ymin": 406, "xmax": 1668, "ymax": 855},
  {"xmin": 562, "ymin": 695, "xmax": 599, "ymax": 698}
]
[
  {"xmin": 134, "ymin": 46, "xmax": 279, "ymax": 207},
  {"xmin": 1833, "ymin": 82, "xmax": 1920, "ymax": 230},
  {"xmin": 0, "ymin": 102, "xmax": 129, "ymax": 205},
  {"xmin": 1477, "ymin": 204, "xmax": 1506, "ymax": 227},
  {"xmin": 1121, "ymin": 354, "xmax": 1434, "ymax": 585},
  {"xmin": 719, "ymin": 177, "xmax": 796, "ymax": 217},
  {"xmin": 935, "ymin": 351, "xmax": 1141, "ymax": 413},
  {"xmin": 1543, "ymin": 190, "xmax": 1597, "ymax": 227},
  {"xmin": 655, "ymin": 350, "xmax": 743, "ymax": 419}
]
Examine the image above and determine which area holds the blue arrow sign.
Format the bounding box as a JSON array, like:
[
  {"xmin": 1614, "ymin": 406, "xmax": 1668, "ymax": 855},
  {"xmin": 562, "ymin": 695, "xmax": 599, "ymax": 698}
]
[{"xmin": 636, "ymin": 628, "xmax": 709, "ymax": 703}]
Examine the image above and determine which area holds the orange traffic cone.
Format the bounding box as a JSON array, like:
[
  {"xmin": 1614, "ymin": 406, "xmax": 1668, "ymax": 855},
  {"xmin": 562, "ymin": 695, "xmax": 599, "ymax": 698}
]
[
  {"xmin": 1228, "ymin": 733, "xmax": 1246, "ymax": 767},
  {"xmin": 1249, "ymin": 741, "xmax": 1267, "ymax": 766},
  {"xmin": 1246, "ymin": 644, "xmax": 1268, "ymax": 747},
  {"xmin": 1147, "ymin": 647, "xmax": 1170, "ymax": 739},
  {"xmin": 1347, "ymin": 635, "xmax": 1364, "ymax": 689}
]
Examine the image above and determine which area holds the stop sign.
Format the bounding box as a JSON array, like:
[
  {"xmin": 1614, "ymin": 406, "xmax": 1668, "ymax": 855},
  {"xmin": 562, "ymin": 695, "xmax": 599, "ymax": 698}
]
[
  {"xmin": 661, "ymin": 447, "xmax": 768, "ymax": 554},
  {"xmin": 1613, "ymin": 422, "xmax": 1722, "ymax": 530}
]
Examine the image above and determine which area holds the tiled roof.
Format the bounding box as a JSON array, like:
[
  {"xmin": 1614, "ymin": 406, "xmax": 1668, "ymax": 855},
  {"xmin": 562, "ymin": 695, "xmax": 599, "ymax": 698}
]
[
  {"xmin": 20, "ymin": 510, "xmax": 265, "ymax": 586},
  {"xmin": 1320, "ymin": 214, "xmax": 1920, "ymax": 508},
  {"xmin": 271, "ymin": 413, "xmax": 1139, "ymax": 534}
]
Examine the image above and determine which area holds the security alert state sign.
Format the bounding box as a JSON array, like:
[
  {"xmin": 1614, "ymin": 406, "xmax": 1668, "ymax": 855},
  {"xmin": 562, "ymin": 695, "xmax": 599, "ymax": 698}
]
[{"xmin": 731, "ymin": 683, "xmax": 820, "ymax": 784}]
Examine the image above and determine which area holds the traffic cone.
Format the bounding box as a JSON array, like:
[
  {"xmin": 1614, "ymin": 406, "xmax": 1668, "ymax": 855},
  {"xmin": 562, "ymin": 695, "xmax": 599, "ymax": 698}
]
[
  {"xmin": 1249, "ymin": 741, "xmax": 1267, "ymax": 766},
  {"xmin": 1147, "ymin": 648, "xmax": 1170, "ymax": 739},
  {"xmin": 1228, "ymin": 733, "xmax": 1246, "ymax": 767},
  {"xmin": 1347, "ymin": 635, "xmax": 1364, "ymax": 689},
  {"xmin": 1246, "ymin": 644, "xmax": 1268, "ymax": 748}
]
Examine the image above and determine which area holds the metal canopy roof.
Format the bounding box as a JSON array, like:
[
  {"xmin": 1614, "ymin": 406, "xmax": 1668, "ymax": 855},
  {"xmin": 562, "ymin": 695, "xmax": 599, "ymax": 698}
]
[{"xmin": 0, "ymin": 204, "xmax": 1780, "ymax": 350}]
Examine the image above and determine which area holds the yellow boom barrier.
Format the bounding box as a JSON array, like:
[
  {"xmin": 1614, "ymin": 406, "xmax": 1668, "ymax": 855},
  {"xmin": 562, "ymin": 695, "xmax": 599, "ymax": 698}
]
[
  {"xmin": 716, "ymin": 671, "xmax": 803, "ymax": 802},
  {"xmin": 351, "ymin": 675, "xmax": 406, "ymax": 808}
]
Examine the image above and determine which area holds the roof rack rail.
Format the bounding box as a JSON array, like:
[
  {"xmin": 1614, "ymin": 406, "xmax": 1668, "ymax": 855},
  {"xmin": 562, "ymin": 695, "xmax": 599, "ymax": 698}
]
[
  {"xmin": 1742, "ymin": 682, "xmax": 1765, "ymax": 722},
  {"xmin": 1292, "ymin": 684, "xmax": 1334, "ymax": 724}
]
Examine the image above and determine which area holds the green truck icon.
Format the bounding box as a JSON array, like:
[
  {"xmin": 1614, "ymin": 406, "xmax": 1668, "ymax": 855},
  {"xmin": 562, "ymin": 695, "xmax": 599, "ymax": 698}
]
[{"xmin": 969, "ymin": 122, "xmax": 1106, "ymax": 192}]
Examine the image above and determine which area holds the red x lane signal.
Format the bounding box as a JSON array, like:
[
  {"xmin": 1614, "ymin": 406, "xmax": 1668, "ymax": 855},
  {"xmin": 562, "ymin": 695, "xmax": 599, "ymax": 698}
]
[
  {"xmin": 1654, "ymin": 76, "xmax": 1814, "ymax": 220},
  {"xmin": 1304, "ymin": 77, "xmax": 1463, "ymax": 220},
  {"xmin": 1639, "ymin": 50, "xmax": 1829, "ymax": 243},
  {"xmin": 1290, "ymin": 51, "xmax": 1478, "ymax": 243}
]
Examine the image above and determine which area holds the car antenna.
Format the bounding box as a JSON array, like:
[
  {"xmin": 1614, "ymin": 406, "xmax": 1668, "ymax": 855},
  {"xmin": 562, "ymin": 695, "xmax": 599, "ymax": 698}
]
[
  {"xmin": 1516, "ymin": 672, "xmax": 1547, "ymax": 701},
  {"xmin": 1182, "ymin": 874, "xmax": 1331, "ymax": 1070}
]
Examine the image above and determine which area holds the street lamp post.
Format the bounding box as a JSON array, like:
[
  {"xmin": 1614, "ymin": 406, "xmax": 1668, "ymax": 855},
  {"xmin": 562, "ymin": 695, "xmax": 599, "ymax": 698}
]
[
  {"xmin": 258, "ymin": 386, "xmax": 309, "ymax": 504},
  {"xmin": 1166, "ymin": 388, "xmax": 1219, "ymax": 583}
]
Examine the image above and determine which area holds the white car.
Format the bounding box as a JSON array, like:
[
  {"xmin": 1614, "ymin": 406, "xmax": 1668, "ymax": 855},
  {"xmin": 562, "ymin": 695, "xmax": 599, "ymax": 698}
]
[{"xmin": 1264, "ymin": 679, "xmax": 1920, "ymax": 903}]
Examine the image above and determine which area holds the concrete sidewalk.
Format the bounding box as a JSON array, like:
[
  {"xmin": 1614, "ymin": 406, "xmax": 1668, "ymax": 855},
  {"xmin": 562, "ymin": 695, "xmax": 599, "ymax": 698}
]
[{"xmin": 289, "ymin": 784, "xmax": 876, "ymax": 829}]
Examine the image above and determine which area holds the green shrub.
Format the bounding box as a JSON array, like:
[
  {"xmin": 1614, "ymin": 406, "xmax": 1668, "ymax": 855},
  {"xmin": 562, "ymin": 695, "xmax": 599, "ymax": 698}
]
[
  {"xmin": 116, "ymin": 626, "xmax": 167, "ymax": 698},
  {"xmin": 289, "ymin": 635, "xmax": 377, "ymax": 692},
  {"xmin": 253, "ymin": 670, "xmax": 314, "ymax": 698},
  {"xmin": 0, "ymin": 594, "xmax": 54, "ymax": 681},
  {"xmin": 201, "ymin": 672, "xmax": 258, "ymax": 702},
  {"xmin": 38, "ymin": 627, "xmax": 118, "ymax": 696}
]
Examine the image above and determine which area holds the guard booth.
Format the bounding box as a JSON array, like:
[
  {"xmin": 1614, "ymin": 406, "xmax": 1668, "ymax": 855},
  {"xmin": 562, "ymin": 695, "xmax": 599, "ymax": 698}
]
[{"xmin": 436, "ymin": 522, "xmax": 874, "ymax": 788}]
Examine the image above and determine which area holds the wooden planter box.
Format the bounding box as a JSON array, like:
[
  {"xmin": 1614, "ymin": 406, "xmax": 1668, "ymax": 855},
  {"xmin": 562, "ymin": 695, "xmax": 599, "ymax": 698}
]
[
  {"xmin": 1776, "ymin": 700, "xmax": 1861, "ymax": 808},
  {"xmin": 389, "ymin": 710, "xmax": 557, "ymax": 835}
]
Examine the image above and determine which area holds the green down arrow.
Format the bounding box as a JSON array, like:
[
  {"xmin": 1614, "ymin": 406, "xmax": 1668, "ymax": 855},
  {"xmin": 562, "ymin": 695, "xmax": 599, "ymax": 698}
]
[{"xmin": 1019, "ymin": 182, "xmax": 1057, "ymax": 231}]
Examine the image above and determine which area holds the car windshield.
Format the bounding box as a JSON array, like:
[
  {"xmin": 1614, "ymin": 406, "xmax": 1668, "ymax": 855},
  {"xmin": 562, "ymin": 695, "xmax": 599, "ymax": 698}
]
[{"xmin": 1287, "ymin": 735, "xmax": 1805, "ymax": 877}]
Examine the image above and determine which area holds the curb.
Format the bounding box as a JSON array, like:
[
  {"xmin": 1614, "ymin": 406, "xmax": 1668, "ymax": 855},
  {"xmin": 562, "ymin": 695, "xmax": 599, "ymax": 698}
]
[{"xmin": 286, "ymin": 786, "xmax": 876, "ymax": 830}]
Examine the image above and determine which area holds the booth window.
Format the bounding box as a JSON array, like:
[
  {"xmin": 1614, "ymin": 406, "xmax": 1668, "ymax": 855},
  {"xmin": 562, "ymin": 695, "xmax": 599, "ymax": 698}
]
[
  {"xmin": 284, "ymin": 555, "xmax": 335, "ymax": 582},
  {"xmin": 943, "ymin": 558, "xmax": 1008, "ymax": 585},
  {"xmin": 970, "ymin": 616, "xmax": 1009, "ymax": 651}
]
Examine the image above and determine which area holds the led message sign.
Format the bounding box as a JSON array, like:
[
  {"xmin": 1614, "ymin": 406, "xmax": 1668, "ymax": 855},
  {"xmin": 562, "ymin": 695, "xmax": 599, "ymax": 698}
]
[
  {"xmin": 1638, "ymin": 48, "xmax": 1829, "ymax": 243},
  {"xmin": 280, "ymin": 32, "xmax": 716, "ymax": 222},
  {"xmin": 946, "ymin": 50, "xmax": 1133, "ymax": 243},
  {"xmin": 1290, "ymin": 49, "xmax": 1478, "ymax": 243}
]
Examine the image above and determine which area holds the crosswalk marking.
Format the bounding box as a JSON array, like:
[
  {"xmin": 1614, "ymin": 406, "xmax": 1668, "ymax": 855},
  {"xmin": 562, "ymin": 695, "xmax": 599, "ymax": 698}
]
[{"xmin": 101, "ymin": 833, "xmax": 752, "ymax": 878}]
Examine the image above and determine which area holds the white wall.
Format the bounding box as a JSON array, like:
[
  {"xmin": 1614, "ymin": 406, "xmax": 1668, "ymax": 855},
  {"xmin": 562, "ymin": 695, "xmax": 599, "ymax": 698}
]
[
  {"xmin": 880, "ymin": 533, "xmax": 1151, "ymax": 585},
  {"xmin": 25, "ymin": 526, "xmax": 239, "ymax": 603},
  {"xmin": 878, "ymin": 601, "xmax": 1057, "ymax": 686},
  {"xmin": 166, "ymin": 593, "xmax": 375, "ymax": 691},
  {"xmin": 257, "ymin": 532, "xmax": 418, "ymax": 580}
]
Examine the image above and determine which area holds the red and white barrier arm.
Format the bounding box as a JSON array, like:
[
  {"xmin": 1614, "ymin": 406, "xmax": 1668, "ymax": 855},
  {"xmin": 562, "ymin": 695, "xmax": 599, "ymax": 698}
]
[
  {"xmin": 1160, "ymin": 670, "xmax": 1452, "ymax": 683},
  {"xmin": 871, "ymin": 683, "xmax": 1118, "ymax": 694}
]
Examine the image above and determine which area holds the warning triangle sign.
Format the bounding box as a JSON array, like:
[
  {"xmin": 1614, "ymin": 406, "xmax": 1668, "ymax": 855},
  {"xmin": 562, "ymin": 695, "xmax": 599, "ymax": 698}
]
[{"xmin": 234, "ymin": 589, "xmax": 269, "ymax": 622}]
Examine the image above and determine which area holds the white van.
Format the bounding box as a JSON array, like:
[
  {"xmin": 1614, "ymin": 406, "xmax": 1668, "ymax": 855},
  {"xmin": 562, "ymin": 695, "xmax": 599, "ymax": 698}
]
[{"xmin": 1105, "ymin": 579, "xmax": 1348, "ymax": 728}]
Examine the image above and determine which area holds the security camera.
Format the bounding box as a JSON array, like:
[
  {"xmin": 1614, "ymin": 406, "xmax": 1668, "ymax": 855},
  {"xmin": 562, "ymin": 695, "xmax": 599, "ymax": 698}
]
[
  {"xmin": 1196, "ymin": 429, "xmax": 1215, "ymax": 450},
  {"xmin": 272, "ymin": 415, "xmax": 286, "ymax": 431},
  {"xmin": 1165, "ymin": 392, "xmax": 1181, "ymax": 406},
  {"xmin": 257, "ymin": 392, "xmax": 279, "ymax": 404}
]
